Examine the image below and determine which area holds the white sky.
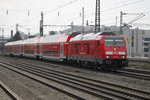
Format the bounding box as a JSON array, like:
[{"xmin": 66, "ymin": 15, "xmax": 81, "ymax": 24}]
[{"xmin": 0, "ymin": 0, "xmax": 150, "ymax": 37}]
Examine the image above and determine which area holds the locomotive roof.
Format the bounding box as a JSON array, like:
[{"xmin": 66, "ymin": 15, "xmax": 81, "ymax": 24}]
[{"xmin": 71, "ymin": 32, "xmax": 117, "ymax": 41}]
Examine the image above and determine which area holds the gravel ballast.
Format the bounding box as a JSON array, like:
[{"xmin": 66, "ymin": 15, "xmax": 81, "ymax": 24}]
[
  {"xmin": 0, "ymin": 56, "xmax": 150, "ymax": 99},
  {"xmin": 0, "ymin": 65, "xmax": 75, "ymax": 100}
]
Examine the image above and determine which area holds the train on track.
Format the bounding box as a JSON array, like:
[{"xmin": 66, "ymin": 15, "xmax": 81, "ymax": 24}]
[{"xmin": 4, "ymin": 32, "xmax": 128, "ymax": 70}]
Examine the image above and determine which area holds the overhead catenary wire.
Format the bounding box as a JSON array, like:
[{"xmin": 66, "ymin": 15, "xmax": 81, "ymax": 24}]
[
  {"xmin": 50, "ymin": 0, "xmax": 147, "ymax": 25},
  {"xmin": 79, "ymin": 0, "xmax": 146, "ymax": 16},
  {"xmin": 21, "ymin": 0, "xmax": 39, "ymax": 9},
  {"xmin": 101, "ymin": 0, "xmax": 146, "ymax": 12},
  {"xmin": 18, "ymin": 0, "xmax": 80, "ymax": 25},
  {"xmin": 128, "ymin": 14, "xmax": 145, "ymax": 24},
  {"xmin": 6, "ymin": 0, "xmax": 147, "ymax": 25},
  {"xmin": 3, "ymin": 0, "xmax": 81, "ymax": 34},
  {"xmin": 1, "ymin": 0, "xmax": 149, "ymax": 35},
  {"xmin": 44, "ymin": 0, "xmax": 80, "ymax": 14}
]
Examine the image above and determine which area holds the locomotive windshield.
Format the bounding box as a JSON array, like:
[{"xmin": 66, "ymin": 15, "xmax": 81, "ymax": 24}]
[{"xmin": 105, "ymin": 37, "xmax": 124, "ymax": 47}]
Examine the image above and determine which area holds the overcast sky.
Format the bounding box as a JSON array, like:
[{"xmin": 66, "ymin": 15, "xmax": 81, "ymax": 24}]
[{"xmin": 0, "ymin": 0, "xmax": 150, "ymax": 37}]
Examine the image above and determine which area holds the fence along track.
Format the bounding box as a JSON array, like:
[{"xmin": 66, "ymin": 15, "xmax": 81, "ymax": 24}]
[{"xmin": 0, "ymin": 58, "xmax": 150, "ymax": 99}]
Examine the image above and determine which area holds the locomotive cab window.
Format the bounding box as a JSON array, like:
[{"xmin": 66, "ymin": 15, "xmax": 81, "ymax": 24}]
[{"xmin": 105, "ymin": 37, "xmax": 124, "ymax": 47}]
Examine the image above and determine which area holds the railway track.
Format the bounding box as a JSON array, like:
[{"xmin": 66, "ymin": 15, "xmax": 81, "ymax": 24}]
[
  {"xmin": 0, "ymin": 81, "xmax": 22, "ymax": 100},
  {"xmin": 6, "ymin": 55, "xmax": 150, "ymax": 81},
  {"xmin": 117, "ymin": 67, "xmax": 150, "ymax": 81},
  {"xmin": 0, "ymin": 57, "xmax": 150, "ymax": 99},
  {"xmin": 1, "ymin": 55, "xmax": 150, "ymax": 81},
  {"xmin": 0, "ymin": 60, "xmax": 87, "ymax": 100},
  {"xmin": 122, "ymin": 67, "xmax": 150, "ymax": 74}
]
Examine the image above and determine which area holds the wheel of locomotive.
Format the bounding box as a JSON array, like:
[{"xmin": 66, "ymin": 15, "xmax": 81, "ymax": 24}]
[
  {"xmin": 73, "ymin": 60, "xmax": 80, "ymax": 67},
  {"xmin": 81, "ymin": 61, "xmax": 86, "ymax": 67},
  {"xmin": 94, "ymin": 63, "xmax": 103, "ymax": 71},
  {"xmin": 35, "ymin": 55, "xmax": 40, "ymax": 59},
  {"xmin": 111, "ymin": 69, "xmax": 117, "ymax": 72},
  {"xmin": 10, "ymin": 54, "xmax": 14, "ymax": 57}
]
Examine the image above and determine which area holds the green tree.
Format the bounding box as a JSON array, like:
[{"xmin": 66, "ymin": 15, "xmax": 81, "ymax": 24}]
[{"xmin": 7, "ymin": 31, "xmax": 22, "ymax": 42}]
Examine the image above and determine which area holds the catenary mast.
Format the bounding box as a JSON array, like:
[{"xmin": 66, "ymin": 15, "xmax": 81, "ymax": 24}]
[{"xmin": 95, "ymin": 0, "xmax": 100, "ymax": 33}]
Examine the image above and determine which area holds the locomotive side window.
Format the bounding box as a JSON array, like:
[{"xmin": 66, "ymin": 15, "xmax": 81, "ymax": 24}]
[
  {"xmin": 105, "ymin": 37, "xmax": 124, "ymax": 47},
  {"xmin": 43, "ymin": 50, "xmax": 58, "ymax": 56},
  {"xmin": 98, "ymin": 41, "xmax": 100, "ymax": 46}
]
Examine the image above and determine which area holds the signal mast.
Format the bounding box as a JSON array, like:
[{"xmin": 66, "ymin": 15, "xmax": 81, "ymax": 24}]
[{"xmin": 95, "ymin": 0, "xmax": 100, "ymax": 33}]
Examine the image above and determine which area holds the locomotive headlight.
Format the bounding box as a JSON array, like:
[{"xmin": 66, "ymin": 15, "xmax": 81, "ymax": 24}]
[
  {"xmin": 106, "ymin": 51, "xmax": 113, "ymax": 55},
  {"xmin": 121, "ymin": 56, "xmax": 125, "ymax": 58},
  {"xmin": 106, "ymin": 56, "xmax": 110, "ymax": 58}
]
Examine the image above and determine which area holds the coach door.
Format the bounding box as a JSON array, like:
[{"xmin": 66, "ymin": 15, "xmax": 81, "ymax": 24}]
[
  {"xmin": 21, "ymin": 45, "xmax": 23, "ymax": 54},
  {"xmin": 60, "ymin": 43, "xmax": 64, "ymax": 58},
  {"xmin": 35, "ymin": 44, "xmax": 40, "ymax": 55}
]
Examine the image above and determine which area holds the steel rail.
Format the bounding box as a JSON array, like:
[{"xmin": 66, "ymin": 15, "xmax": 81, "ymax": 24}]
[
  {"xmin": 0, "ymin": 64, "xmax": 87, "ymax": 100},
  {"xmin": 0, "ymin": 61, "xmax": 111, "ymax": 100},
  {"xmin": 0, "ymin": 81, "xmax": 22, "ymax": 100},
  {"xmin": 0, "ymin": 58, "xmax": 150, "ymax": 99}
]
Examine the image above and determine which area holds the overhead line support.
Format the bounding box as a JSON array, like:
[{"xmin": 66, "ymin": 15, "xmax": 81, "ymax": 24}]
[{"xmin": 95, "ymin": 0, "xmax": 100, "ymax": 33}]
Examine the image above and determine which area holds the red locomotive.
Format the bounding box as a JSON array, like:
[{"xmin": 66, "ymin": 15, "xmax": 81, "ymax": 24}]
[{"xmin": 4, "ymin": 32, "xmax": 128, "ymax": 70}]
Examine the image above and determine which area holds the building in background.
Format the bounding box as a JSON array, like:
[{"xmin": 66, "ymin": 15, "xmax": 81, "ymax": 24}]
[
  {"xmin": 0, "ymin": 37, "xmax": 9, "ymax": 44},
  {"xmin": 149, "ymin": 43, "xmax": 150, "ymax": 58},
  {"xmin": 143, "ymin": 35, "xmax": 150, "ymax": 58}
]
